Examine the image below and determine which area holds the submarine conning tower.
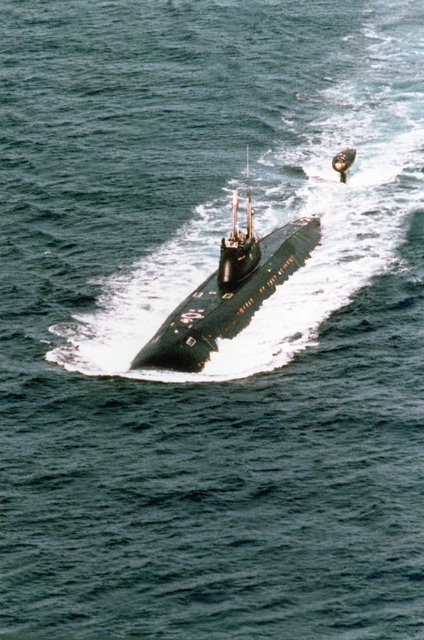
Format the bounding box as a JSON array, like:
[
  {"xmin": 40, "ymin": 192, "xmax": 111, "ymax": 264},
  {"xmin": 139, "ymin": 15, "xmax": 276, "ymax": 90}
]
[
  {"xmin": 217, "ymin": 189, "xmax": 261, "ymax": 288},
  {"xmin": 332, "ymin": 148, "xmax": 356, "ymax": 183}
]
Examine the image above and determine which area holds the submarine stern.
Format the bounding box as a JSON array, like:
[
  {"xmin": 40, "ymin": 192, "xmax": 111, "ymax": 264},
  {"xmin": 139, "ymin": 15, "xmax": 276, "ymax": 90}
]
[{"xmin": 332, "ymin": 148, "xmax": 357, "ymax": 183}]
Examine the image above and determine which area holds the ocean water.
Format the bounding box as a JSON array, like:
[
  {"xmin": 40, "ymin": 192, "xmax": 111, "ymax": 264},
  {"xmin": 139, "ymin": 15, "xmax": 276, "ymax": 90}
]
[{"xmin": 2, "ymin": 0, "xmax": 424, "ymax": 637}]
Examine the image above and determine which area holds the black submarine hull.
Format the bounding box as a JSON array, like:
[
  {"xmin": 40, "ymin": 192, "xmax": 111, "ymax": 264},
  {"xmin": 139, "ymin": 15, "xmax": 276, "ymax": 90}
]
[{"xmin": 130, "ymin": 217, "xmax": 321, "ymax": 373}]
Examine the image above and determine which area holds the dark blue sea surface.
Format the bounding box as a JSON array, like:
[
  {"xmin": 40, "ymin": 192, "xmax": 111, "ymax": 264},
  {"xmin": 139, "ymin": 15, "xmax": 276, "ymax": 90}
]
[{"xmin": 2, "ymin": 0, "xmax": 424, "ymax": 638}]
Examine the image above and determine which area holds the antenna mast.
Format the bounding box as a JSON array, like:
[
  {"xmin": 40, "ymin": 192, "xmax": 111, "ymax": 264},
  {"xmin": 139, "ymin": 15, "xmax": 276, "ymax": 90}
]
[
  {"xmin": 232, "ymin": 190, "xmax": 238, "ymax": 239},
  {"xmin": 246, "ymin": 145, "xmax": 253, "ymax": 239}
]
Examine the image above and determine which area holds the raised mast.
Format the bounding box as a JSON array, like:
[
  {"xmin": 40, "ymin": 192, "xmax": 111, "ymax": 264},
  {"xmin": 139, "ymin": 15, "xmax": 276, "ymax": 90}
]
[
  {"xmin": 246, "ymin": 145, "xmax": 254, "ymax": 239},
  {"xmin": 232, "ymin": 190, "xmax": 239, "ymax": 239}
]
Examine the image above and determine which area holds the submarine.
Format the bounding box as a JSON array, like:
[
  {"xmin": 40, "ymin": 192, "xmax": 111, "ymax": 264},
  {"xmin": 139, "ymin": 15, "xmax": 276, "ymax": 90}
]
[{"xmin": 130, "ymin": 149, "xmax": 355, "ymax": 373}]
